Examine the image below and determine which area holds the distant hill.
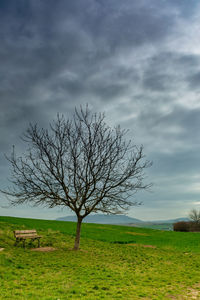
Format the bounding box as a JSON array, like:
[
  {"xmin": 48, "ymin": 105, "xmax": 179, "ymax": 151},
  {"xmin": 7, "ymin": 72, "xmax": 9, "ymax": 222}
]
[
  {"xmin": 56, "ymin": 214, "xmax": 143, "ymax": 224},
  {"xmin": 149, "ymin": 217, "xmax": 190, "ymax": 224},
  {"xmin": 56, "ymin": 214, "xmax": 190, "ymax": 225}
]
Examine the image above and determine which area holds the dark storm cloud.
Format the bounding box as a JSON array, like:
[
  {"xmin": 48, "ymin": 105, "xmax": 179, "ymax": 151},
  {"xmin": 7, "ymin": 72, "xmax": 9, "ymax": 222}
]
[
  {"xmin": 0, "ymin": 0, "xmax": 178, "ymax": 129},
  {"xmin": 80, "ymin": 0, "xmax": 175, "ymax": 50},
  {"xmin": 1, "ymin": 0, "xmax": 200, "ymax": 219}
]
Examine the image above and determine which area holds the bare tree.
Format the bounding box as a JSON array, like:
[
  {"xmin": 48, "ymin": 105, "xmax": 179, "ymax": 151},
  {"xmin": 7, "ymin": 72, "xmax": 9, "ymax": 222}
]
[
  {"xmin": 2, "ymin": 106, "xmax": 152, "ymax": 250},
  {"xmin": 189, "ymin": 209, "xmax": 200, "ymax": 224}
]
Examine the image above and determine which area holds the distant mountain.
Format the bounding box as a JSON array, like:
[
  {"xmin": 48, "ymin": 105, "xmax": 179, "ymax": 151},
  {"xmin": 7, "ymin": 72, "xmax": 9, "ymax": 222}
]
[
  {"xmin": 149, "ymin": 217, "xmax": 190, "ymax": 224},
  {"xmin": 56, "ymin": 214, "xmax": 190, "ymax": 225},
  {"xmin": 56, "ymin": 214, "xmax": 143, "ymax": 224}
]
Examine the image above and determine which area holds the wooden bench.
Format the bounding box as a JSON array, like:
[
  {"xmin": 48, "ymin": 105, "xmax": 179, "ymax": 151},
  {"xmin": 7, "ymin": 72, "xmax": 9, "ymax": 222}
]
[{"xmin": 13, "ymin": 230, "xmax": 42, "ymax": 248}]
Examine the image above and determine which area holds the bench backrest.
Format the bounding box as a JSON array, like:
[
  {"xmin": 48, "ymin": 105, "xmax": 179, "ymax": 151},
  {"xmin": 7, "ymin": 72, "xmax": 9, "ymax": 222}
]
[{"xmin": 14, "ymin": 230, "xmax": 38, "ymax": 238}]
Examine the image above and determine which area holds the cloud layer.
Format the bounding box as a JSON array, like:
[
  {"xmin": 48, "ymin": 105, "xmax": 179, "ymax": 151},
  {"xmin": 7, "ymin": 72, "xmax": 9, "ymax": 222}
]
[{"xmin": 1, "ymin": 0, "xmax": 200, "ymax": 220}]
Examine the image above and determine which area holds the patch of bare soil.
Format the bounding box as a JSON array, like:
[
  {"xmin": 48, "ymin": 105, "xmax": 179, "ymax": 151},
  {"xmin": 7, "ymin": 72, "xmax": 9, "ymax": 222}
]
[
  {"xmin": 127, "ymin": 243, "xmax": 156, "ymax": 248},
  {"xmin": 168, "ymin": 284, "xmax": 200, "ymax": 299},
  {"xmin": 30, "ymin": 247, "xmax": 57, "ymax": 252},
  {"xmin": 0, "ymin": 248, "xmax": 4, "ymax": 251},
  {"xmin": 186, "ymin": 287, "xmax": 200, "ymax": 299}
]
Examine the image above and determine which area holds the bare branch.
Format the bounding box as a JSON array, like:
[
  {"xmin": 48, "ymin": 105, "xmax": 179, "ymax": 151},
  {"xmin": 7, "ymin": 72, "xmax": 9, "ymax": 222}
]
[{"xmin": 1, "ymin": 105, "xmax": 152, "ymax": 250}]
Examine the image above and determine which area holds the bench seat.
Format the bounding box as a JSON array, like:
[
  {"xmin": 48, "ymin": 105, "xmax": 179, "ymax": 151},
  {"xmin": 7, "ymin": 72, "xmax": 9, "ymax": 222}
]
[{"xmin": 14, "ymin": 230, "xmax": 42, "ymax": 248}]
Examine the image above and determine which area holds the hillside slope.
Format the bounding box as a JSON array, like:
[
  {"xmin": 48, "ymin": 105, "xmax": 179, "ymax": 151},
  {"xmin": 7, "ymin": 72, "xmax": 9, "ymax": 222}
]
[{"xmin": 1, "ymin": 216, "xmax": 200, "ymax": 299}]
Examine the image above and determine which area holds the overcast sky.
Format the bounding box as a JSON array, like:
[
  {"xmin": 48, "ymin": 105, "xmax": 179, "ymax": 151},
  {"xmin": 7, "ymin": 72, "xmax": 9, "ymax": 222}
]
[{"xmin": 1, "ymin": 0, "xmax": 200, "ymax": 221}]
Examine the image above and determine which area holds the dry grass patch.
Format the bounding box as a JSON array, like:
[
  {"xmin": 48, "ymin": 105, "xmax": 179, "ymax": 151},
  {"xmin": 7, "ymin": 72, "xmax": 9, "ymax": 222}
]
[
  {"xmin": 126, "ymin": 231, "xmax": 149, "ymax": 236},
  {"xmin": 187, "ymin": 288, "xmax": 199, "ymax": 299},
  {"xmin": 168, "ymin": 284, "xmax": 200, "ymax": 300},
  {"xmin": 30, "ymin": 247, "xmax": 57, "ymax": 252},
  {"xmin": 127, "ymin": 243, "xmax": 156, "ymax": 248},
  {"xmin": 186, "ymin": 284, "xmax": 200, "ymax": 299},
  {"xmin": 98, "ymin": 226, "xmax": 116, "ymax": 230}
]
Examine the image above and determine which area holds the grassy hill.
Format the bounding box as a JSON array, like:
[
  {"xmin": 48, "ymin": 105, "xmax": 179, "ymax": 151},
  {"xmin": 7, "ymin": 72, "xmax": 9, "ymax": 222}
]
[{"xmin": 1, "ymin": 216, "xmax": 200, "ymax": 299}]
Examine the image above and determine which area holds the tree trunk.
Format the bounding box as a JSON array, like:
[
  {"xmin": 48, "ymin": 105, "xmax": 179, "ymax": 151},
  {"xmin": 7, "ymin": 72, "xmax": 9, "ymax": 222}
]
[{"xmin": 73, "ymin": 216, "xmax": 82, "ymax": 250}]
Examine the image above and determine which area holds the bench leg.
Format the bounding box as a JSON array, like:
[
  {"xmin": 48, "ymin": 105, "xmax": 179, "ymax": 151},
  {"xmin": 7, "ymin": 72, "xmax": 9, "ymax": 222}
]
[
  {"xmin": 14, "ymin": 239, "xmax": 19, "ymax": 246},
  {"xmin": 23, "ymin": 239, "xmax": 26, "ymax": 248},
  {"xmin": 38, "ymin": 238, "xmax": 40, "ymax": 248}
]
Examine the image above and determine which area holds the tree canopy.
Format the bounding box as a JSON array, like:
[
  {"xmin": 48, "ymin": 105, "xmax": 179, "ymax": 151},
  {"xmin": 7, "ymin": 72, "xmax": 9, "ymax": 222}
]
[{"xmin": 2, "ymin": 106, "xmax": 152, "ymax": 250}]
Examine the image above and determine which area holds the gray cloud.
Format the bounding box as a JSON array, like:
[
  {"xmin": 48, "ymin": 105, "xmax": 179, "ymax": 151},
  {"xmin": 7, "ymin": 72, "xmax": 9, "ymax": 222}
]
[
  {"xmin": 188, "ymin": 72, "xmax": 200, "ymax": 90},
  {"xmin": 1, "ymin": 0, "xmax": 200, "ymax": 220},
  {"xmin": 142, "ymin": 52, "xmax": 200, "ymax": 93}
]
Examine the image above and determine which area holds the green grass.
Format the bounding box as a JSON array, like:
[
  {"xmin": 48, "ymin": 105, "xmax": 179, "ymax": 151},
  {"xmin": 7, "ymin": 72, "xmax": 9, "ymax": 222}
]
[
  {"xmin": 1, "ymin": 216, "xmax": 200, "ymax": 299},
  {"xmin": 136, "ymin": 222, "xmax": 174, "ymax": 231}
]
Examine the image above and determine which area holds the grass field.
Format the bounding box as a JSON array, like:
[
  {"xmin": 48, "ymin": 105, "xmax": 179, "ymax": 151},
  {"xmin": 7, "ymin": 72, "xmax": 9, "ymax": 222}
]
[
  {"xmin": 135, "ymin": 223, "xmax": 174, "ymax": 231},
  {"xmin": 1, "ymin": 216, "xmax": 200, "ymax": 299}
]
